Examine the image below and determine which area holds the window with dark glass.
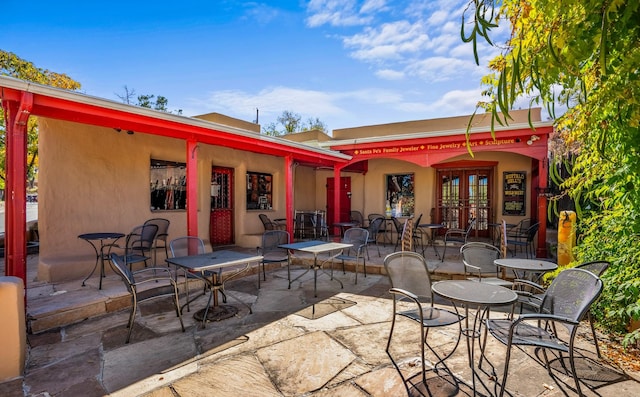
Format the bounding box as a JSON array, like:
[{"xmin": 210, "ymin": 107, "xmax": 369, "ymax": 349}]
[
  {"xmin": 150, "ymin": 159, "xmax": 186, "ymax": 211},
  {"xmin": 246, "ymin": 172, "xmax": 273, "ymax": 210},
  {"xmin": 386, "ymin": 173, "xmax": 415, "ymax": 216}
]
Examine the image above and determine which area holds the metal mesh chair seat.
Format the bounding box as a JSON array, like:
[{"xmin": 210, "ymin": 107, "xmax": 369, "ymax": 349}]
[{"xmin": 110, "ymin": 252, "xmax": 184, "ymax": 344}]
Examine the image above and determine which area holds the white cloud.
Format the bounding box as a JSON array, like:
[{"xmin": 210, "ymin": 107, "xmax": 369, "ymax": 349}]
[
  {"xmin": 431, "ymin": 88, "xmax": 484, "ymax": 114},
  {"xmin": 343, "ymin": 21, "xmax": 430, "ymax": 61},
  {"xmin": 305, "ymin": 0, "xmax": 373, "ymax": 27},
  {"xmin": 375, "ymin": 69, "xmax": 405, "ymax": 80}
]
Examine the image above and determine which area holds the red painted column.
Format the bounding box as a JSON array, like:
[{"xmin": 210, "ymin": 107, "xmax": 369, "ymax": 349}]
[
  {"xmin": 186, "ymin": 140, "xmax": 199, "ymax": 237},
  {"xmin": 285, "ymin": 156, "xmax": 294, "ymax": 236},
  {"xmin": 3, "ymin": 92, "xmax": 32, "ymax": 284},
  {"xmin": 536, "ymin": 157, "xmax": 548, "ymax": 258},
  {"xmin": 333, "ymin": 166, "xmax": 343, "ymax": 236}
]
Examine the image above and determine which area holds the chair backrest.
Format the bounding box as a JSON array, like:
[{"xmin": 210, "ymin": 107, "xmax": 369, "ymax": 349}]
[
  {"xmin": 350, "ymin": 211, "xmax": 365, "ymax": 227},
  {"xmin": 144, "ymin": 218, "xmax": 170, "ymax": 243},
  {"xmin": 400, "ymin": 218, "xmax": 414, "ymax": 251},
  {"xmin": 170, "ymin": 236, "xmax": 206, "ymax": 257},
  {"xmin": 524, "ymin": 222, "xmax": 539, "ymax": 242},
  {"xmin": 261, "ymin": 230, "xmax": 290, "ymax": 255},
  {"xmin": 576, "ymin": 260, "xmax": 610, "ymax": 277},
  {"xmin": 367, "ymin": 216, "xmax": 385, "ymax": 237},
  {"xmin": 127, "ymin": 223, "xmax": 158, "ymax": 252},
  {"xmin": 460, "ymin": 242, "xmax": 502, "ymax": 277},
  {"xmin": 540, "ymin": 268, "xmax": 603, "ymax": 325},
  {"xmin": 110, "ymin": 252, "xmax": 135, "ymax": 290},
  {"xmin": 368, "ymin": 213, "xmax": 386, "ymax": 231},
  {"xmin": 259, "ymin": 214, "xmax": 275, "ymax": 231},
  {"xmin": 391, "ymin": 217, "xmax": 404, "ymax": 233},
  {"xmin": 342, "ymin": 227, "xmax": 369, "ymax": 253},
  {"xmin": 384, "ymin": 251, "xmax": 434, "ymax": 301},
  {"xmin": 413, "ymin": 213, "xmax": 423, "ymax": 229}
]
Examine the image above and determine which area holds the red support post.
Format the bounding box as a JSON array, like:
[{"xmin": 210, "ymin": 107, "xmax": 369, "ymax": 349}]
[
  {"xmin": 186, "ymin": 140, "xmax": 199, "ymax": 237},
  {"xmin": 3, "ymin": 92, "xmax": 32, "ymax": 285}
]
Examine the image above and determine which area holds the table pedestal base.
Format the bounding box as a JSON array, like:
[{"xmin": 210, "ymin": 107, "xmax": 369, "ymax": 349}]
[{"xmin": 194, "ymin": 305, "xmax": 238, "ymax": 322}]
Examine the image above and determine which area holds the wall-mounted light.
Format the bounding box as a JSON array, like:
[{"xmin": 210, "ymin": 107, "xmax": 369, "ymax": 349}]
[
  {"xmin": 346, "ymin": 191, "xmax": 352, "ymax": 199},
  {"xmin": 527, "ymin": 134, "xmax": 540, "ymax": 145},
  {"xmin": 114, "ymin": 128, "xmax": 122, "ymax": 132},
  {"xmin": 126, "ymin": 130, "xmax": 134, "ymax": 135}
]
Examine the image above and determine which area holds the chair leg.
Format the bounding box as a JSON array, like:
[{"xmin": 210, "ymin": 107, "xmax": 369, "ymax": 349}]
[{"xmin": 588, "ymin": 311, "xmax": 602, "ymax": 358}]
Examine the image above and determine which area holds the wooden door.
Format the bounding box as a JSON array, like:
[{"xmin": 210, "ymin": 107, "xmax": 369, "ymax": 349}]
[
  {"xmin": 326, "ymin": 177, "xmax": 351, "ymax": 231},
  {"xmin": 210, "ymin": 167, "xmax": 234, "ymax": 246}
]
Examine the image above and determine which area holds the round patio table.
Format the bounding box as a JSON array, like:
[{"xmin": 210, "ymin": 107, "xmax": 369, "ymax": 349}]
[
  {"xmin": 78, "ymin": 232, "xmax": 125, "ymax": 290},
  {"xmin": 432, "ymin": 280, "xmax": 517, "ymax": 395}
]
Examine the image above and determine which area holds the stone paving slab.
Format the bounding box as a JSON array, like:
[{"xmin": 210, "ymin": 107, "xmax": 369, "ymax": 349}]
[{"xmin": 3, "ymin": 247, "xmax": 640, "ymax": 396}]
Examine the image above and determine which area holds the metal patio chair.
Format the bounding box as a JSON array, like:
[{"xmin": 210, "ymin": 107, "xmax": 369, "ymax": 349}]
[
  {"xmin": 483, "ymin": 268, "xmax": 603, "ymax": 396},
  {"xmin": 384, "ymin": 251, "xmax": 464, "ymax": 394},
  {"xmin": 257, "ymin": 230, "xmax": 290, "ymax": 288},
  {"xmin": 169, "ymin": 236, "xmax": 217, "ymax": 312},
  {"xmin": 514, "ymin": 260, "xmax": 610, "ymax": 357},
  {"xmin": 460, "ymin": 242, "xmax": 512, "ymax": 288},
  {"xmin": 335, "ymin": 227, "xmax": 369, "ymax": 284},
  {"xmin": 441, "ymin": 218, "xmax": 476, "ymax": 261},
  {"xmin": 365, "ymin": 216, "xmax": 385, "ymax": 258},
  {"xmin": 109, "ymin": 252, "xmax": 185, "ymax": 344},
  {"xmin": 144, "ymin": 218, "xmax": 170, "ymax": 266}
]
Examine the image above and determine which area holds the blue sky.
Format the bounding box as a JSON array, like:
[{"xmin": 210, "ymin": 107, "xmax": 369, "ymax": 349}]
[{"xmin": 2, "ymin": 0, "xmax": 511, "ymax": 131}]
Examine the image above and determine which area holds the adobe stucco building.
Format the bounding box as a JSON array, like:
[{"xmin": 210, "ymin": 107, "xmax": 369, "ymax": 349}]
[{"xmin": 1, "ymin": 76, "xmax": 552, "ymax": 287}]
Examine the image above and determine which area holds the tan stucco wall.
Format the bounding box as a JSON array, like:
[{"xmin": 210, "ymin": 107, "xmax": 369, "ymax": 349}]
[
  {"xmin": 0, "ymin": 276, "xmax": 26, "ymax": 381},
  {"xmin": 333, "ymin": 108, "xmax": 542, "ymax": 140},
  {"xmin": 312, "ymin": 151, "xmax": 533, "ymax": 226},
  {"xmin": 37, "ymin": 118, "xmax": 286, "ymax": 282}
]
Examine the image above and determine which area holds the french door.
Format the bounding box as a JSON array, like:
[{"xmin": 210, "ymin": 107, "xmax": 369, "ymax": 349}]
[{"xmin": 436, "ymin": 168, "xmax": 493, "ymax": 238}]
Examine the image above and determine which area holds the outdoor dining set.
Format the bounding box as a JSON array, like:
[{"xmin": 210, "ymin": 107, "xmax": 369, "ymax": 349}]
[{"xmin": 77, "ymin": 213, "xmax": 609, "ymax": 396}]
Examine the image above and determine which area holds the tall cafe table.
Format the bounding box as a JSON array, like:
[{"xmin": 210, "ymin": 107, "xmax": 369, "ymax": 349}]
[
  {"xmin": 432, "ymin": 280, "xmax": 518, "ymax": 395},
  {"xmin": 78, "ymin": 232, "xmax": 125, "ymax": 290},
  {"xmin": 279, "ymin": 240, "xmax": 352, "ymax": 297},
  {"xmin": 166, "ymin": 250, "xmax": 263, "ymax": 327}
]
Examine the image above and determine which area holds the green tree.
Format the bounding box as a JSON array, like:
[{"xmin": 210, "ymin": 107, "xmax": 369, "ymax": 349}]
[
  {"xmin": 262, "ymin": 110, "xmax": 328, "ymax": 136},
  {"xmin": 116, "ymin": 86, "xmax": 182, "ymax": 114},
  {"xmin": 0, "ymin": 50, "xmax": 81, "ymax": 191},
  {"xmin": 464, "ymin": 0, "xmax": 640, "ymax": 344}
]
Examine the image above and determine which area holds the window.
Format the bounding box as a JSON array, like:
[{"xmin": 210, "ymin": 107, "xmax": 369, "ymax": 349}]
[
  {"xmin": 150, "ymin": 159, "xmax": 186, "ymax": 211},
  {"xmin": 386, "ymin": 173, "xmax": 415, "ymax": 216},
  {"xmin": 246, "ymin": 172, "xmax": 273, "ymax": 210}
]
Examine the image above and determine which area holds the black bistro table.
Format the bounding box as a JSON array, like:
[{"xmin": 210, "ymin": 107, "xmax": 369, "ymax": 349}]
[
  {"xmin": 166, "ymin": 250, "xmax": 263, "ymax": 327},
  {"xmin": 432, "ymin": 280, "xmax": 517, "ymax": 395},
  {"xmin": 78, "ymin": 232, "xmax": 125, "ymax": 289}
]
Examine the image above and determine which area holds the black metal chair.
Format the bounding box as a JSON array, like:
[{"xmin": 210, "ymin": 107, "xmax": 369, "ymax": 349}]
[
  {"xmin": 259, "ymin": 213, "xmax": 284, "ymax": 231},
  {"xmin": 460, "ymin": 242, "xmax": 512, "ymax": 287},
  {"xmin": 365, "ymin": 216, "xmax": 385, "ymax": 258},
  {"xmin": 112, "ymin": 223, "xmax": 159, "ymax": 270},
  {"xmin": 507, "ymin": 222, "xmax": 539, "ymax": 258},
  {"xmin": 109, "ymin": 252, "xmax": 185, "ymax": 344},
  {"xmin": 483, "ymin": 268, "xmax": 603, "ymax": 396},
  {"xmin": 514, "ymin": 260, "xmax": 610, "ymax": 357},
  {"xmin": 441, "ymin": 218, "xmax": 476, "ymax": 261},
  {"xmin": 384, "ymin": 251, "xmax": 464, "ymax": 394},
  {"xmin": 144, "ymin": 218, "xmax": 170, "ymax": 266},
  {"xmin": 350, "ymin": 210, "xmax": 365, "ymax": 227},
  {"xmin": 257, "ymin": 230, "xmax": 290, "ymax": 288},
  {"xmin": 391, "ymin": 216, "xmax": 405, "ymax": 252},
  {"xmin": 368, "ymin": 213, "xmax": 388, "ymax": 244},
  {"xmin": 169, "ymin": 236, "xmax": 218, "ymax": 312},
  {"xmin": 335, "ymin": 227, "xmax": 369, "ymax": 284}
]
